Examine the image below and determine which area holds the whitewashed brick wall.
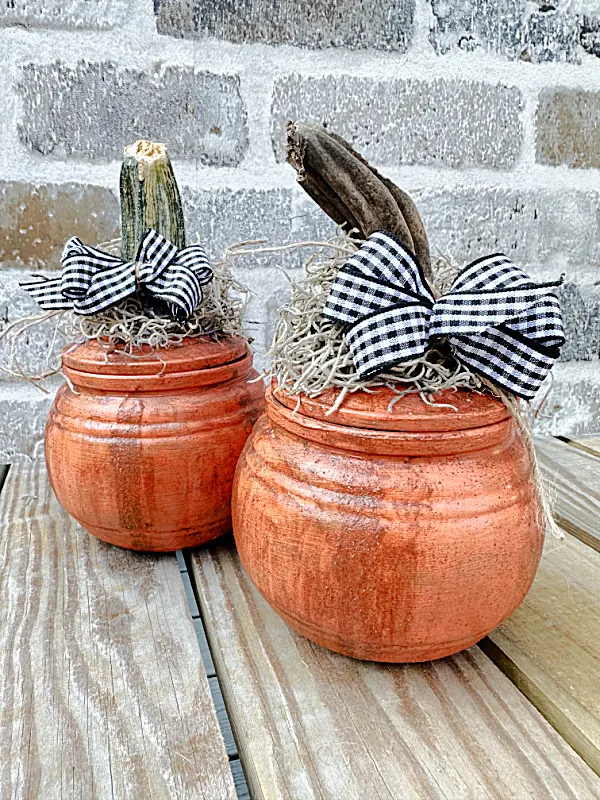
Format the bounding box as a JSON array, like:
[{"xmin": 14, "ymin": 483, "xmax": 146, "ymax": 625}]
[{"xmin": 1, "ymin": 0, "xmax": 600, "ymax": 459}]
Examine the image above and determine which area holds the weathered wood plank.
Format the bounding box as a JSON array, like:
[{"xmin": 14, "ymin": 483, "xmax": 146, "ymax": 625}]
[
  {"xmin": 482, "ymin": 439, "xmax": 600, "ymax": 776},
  {"xmin": 535, "ymin": 436, "xmax": 600, "ymax": 552},
  {"xmin": 484, "ymin": 532, "xmax": 600, "ymax": 777},
  {"xmin": 0, "ymin": 462, "xmax": 236, "ymax": 800},
  {"xmin": 192, "ymin": 541, "xmax": 600, "ymax": 800}
]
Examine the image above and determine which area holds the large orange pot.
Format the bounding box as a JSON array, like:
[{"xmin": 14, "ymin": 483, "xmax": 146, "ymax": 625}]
[
  {"xmin": 45, "ymin": 337, "xmax": 264, "ymax": 551},
  {"xmin": 232, "ymin": 384, "xmax": 544, "ymax": 662}
]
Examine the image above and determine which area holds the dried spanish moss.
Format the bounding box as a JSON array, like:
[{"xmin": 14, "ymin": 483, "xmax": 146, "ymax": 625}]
[
  {"xmin": 63, "ymin": 254, "xmax": 248, "ymax": 352},
  {"xmin": 264, "ymin": 233, "xmax": 486, "ymax": 411}
]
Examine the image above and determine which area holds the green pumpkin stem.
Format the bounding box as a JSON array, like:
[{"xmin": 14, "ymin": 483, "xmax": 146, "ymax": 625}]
[{"xmin": 120, "ymin": 140, "xmax": 186, "ymax": 261}]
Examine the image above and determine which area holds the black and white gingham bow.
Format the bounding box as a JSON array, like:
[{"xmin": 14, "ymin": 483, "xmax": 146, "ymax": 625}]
[
  {"xmin": 322, "ymin": 231, "xmax": 565, "ymax": 400},
  {"xmin": 21, "ymin": 229, "xmax": 213, "ymax": 320}
]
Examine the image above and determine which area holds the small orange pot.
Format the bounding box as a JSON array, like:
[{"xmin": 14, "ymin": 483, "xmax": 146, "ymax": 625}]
[
  {"xmin": 45, "ymin": 337, "xmax": 264, "ymax": 552},
  {"xmin": 232, "ymin": 384, "xmax": 544, "ymax": 662}
]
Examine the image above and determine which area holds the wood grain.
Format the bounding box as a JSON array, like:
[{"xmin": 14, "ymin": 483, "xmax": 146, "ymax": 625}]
[
  {"xmin": 484, "ymin": 532, "xmax": 600, "ymax": 776},
  {"xmin": 192, "ymin": 540, "xmax": 600, "ymax": 800},
  {"xmin": 0, "ymin": 462, "xmax": 236, "ymax": 800},
  {"xmin": 535, "ymin": 437, "xmax": 600, "ymax": 552}
]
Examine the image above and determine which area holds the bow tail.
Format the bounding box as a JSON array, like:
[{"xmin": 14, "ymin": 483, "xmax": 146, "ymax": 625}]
[
  {"xmin": 20, "ymin": 277, "xmax": 74, "ymax": 310},
  {"xmin": 448, "ymin": 289, "xmax": 565, "ymax": 399},
  {"xmin": 450, "ymin": 329, "xmax": 558, "ymax": 400},
  {"xmin": 346, "ymin": 304, "xmax": 431, "ymax": 380}
]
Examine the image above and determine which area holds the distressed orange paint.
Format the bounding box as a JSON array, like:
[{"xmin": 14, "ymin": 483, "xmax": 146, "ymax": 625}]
[
  {"xmin": 45, "ymin": 337, "xmax": 264, "ymax": 552},
  {"xmin": 232, "ymin": 384, "xmax": 544, "ymax": 663}
]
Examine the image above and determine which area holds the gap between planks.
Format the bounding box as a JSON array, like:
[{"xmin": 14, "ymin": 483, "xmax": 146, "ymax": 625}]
[
  {"xmin": 178, "ymin": 549, "xmax": 251, "ymax": 800},
  {"xmin": 0, "ymin": 464, "xmax": 9, "ymax": 496}
]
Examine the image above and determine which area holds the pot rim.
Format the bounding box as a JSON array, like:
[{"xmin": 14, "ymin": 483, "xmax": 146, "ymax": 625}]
[
  {"xmin": 271, "ymin": 380, "xmax": 510, "ymax": 433},
  {"xmin": 62, "ymin": 335, "xmax": 248, "ymax": 376},
  {"xmin": 61, "ymin": 337, "xmax": 256, "ymax": 393},
  {"xmin": 266, "ymin": 386, "xmax": 513, "ymax": 457}
]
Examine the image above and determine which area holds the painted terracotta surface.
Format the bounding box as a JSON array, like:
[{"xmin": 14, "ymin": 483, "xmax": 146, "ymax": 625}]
[
  {"xmin": 46, "ymin": 337, "xmax": 264, "ymax": 552},
  {"xmin": 232, "ymin": 385, "xmax": 544, "ymax": 663}
]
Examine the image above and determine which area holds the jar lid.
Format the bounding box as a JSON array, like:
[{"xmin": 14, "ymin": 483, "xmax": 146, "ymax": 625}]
[
  {"xmin": 62, "ymin": 336, "xmax": 248, "ymax": 376},
  {"xmin": 272, "ymin": 382, "xmax": 510, "ymax": 433}
]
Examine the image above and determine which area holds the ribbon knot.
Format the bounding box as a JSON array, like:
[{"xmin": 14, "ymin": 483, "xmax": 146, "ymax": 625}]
[
  {"xmin": 21, "ymin": 229, "xmax": 213, "ymax": 321},
  {"xmin": 322, "ymin": 231, "xmax": 565, "ymax": 400}
]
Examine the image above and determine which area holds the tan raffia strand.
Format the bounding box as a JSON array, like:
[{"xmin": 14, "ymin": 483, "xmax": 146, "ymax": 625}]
[
  {"xmin": 0, "ymin": 239, "xmax": 249, "ymax": 387},
  {"xmin": 494, "ymin": 386, "xmax": 563, "ymax": 540}
]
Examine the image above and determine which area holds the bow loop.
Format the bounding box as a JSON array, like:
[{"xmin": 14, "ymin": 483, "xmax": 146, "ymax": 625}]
[
  {"xmin": 136, "ymin": 228, "xmax": 179, "ymax": 282},
  {"xmin": 323, "ymin": 231, "xmax": 434, "ymax": 328},
  {"xmin": 323, "ymin": 231, "xmax": 565, "ymax": 400},
  {"xmin": 430, "ymin": 253, "xmax": 564, "ymax": 339},
  {"xmin": 21, "ymin": 229, "xmax": 213, "ymax": 321},
  {"xmin": 60, "ymin": 237, "xmax": 124, "ymax": 303}
]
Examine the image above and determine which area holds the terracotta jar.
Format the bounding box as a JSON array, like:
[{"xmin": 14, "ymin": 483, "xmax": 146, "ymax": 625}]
[
  {"xmin": 45, "ymin": 337, "xmax": 264, "ymax": 552},
  {"xmin": 232, "ymin": 384, "xmax": 544, "ymax": 662}
]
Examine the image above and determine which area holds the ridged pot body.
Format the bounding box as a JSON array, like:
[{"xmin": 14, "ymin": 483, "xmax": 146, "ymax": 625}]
[
  {"xmin": 232, "ymin": 385, "xmax": 544, "ymax": 662},
  {"xmin": 45, "ymin": 338, "xmax": 264, "ymax": 551}
]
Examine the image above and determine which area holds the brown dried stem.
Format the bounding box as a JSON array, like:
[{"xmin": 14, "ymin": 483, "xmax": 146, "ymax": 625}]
[{"xmin": 286, "ymin": 122, "xmax": 432, "ymax": 282}]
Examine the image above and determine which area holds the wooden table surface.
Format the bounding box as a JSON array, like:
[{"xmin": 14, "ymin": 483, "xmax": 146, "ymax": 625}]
[{"xmin": 1, "ymin": 434, "xmax": 600, "ymax": 799}]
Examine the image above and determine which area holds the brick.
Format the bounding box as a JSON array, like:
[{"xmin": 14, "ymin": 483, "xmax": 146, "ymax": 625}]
[
  {"xmin": 429, "ymin": 0, "xmax": 582, "ymax": 62},
  {"xmin": 534, "ymin": 362, "xmax": 600, "ymax": 436},
  {"xmin": 233, "ymin": 266, "xmax": 296, "ymax": 374},
  {"xmin": 291, "ymin": 189, "xmax": 338, "ymax": 242},
  {"xmin": 155, "ymin": 0, "xmax": 414, "ymax": 51},
  {"xmin": 179, "ymin": 188, "xmax": 319, "ymax": 366},
  {"xmin": 181, "ymin": 188, "xmax": 294, "ymax": 262},
  {"xmin": 181, "ymin": 187, "xmax": 324, "ymax": 269},
  {"xmin": 0, "ymin": 182, "xmax": 119, "ymax": 269},
  {"xmin": 0, "ymin": 381, "xmax": 57, "ymax": 462},
  {"xmin": 580, "ymin": 15, "xmax": 600, "ymax": 57},
  {"xmin": 556, "ymin": 283, "xmax": 600, "ymax": 361},
  {"xmin": 411, "ymin": 186, "xmax": 600, "ymax": 270},
  {"xmin": 290, "ymin": 185, "xmax": 600, "ymax": 272},
  {"xmin": 0, "ymin": 0, "xmax": 129, "ymax": 28},
  {"xmin": 536, "ymin": 88, "xmax": 600, "ymax": 169},
  {"xmin": 271, "ymin": 76, "xmax": 523, "ymax": 169},
  {"xmin": 18, "ymin": 62, "xmax": 248, "ymax": 164}
]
